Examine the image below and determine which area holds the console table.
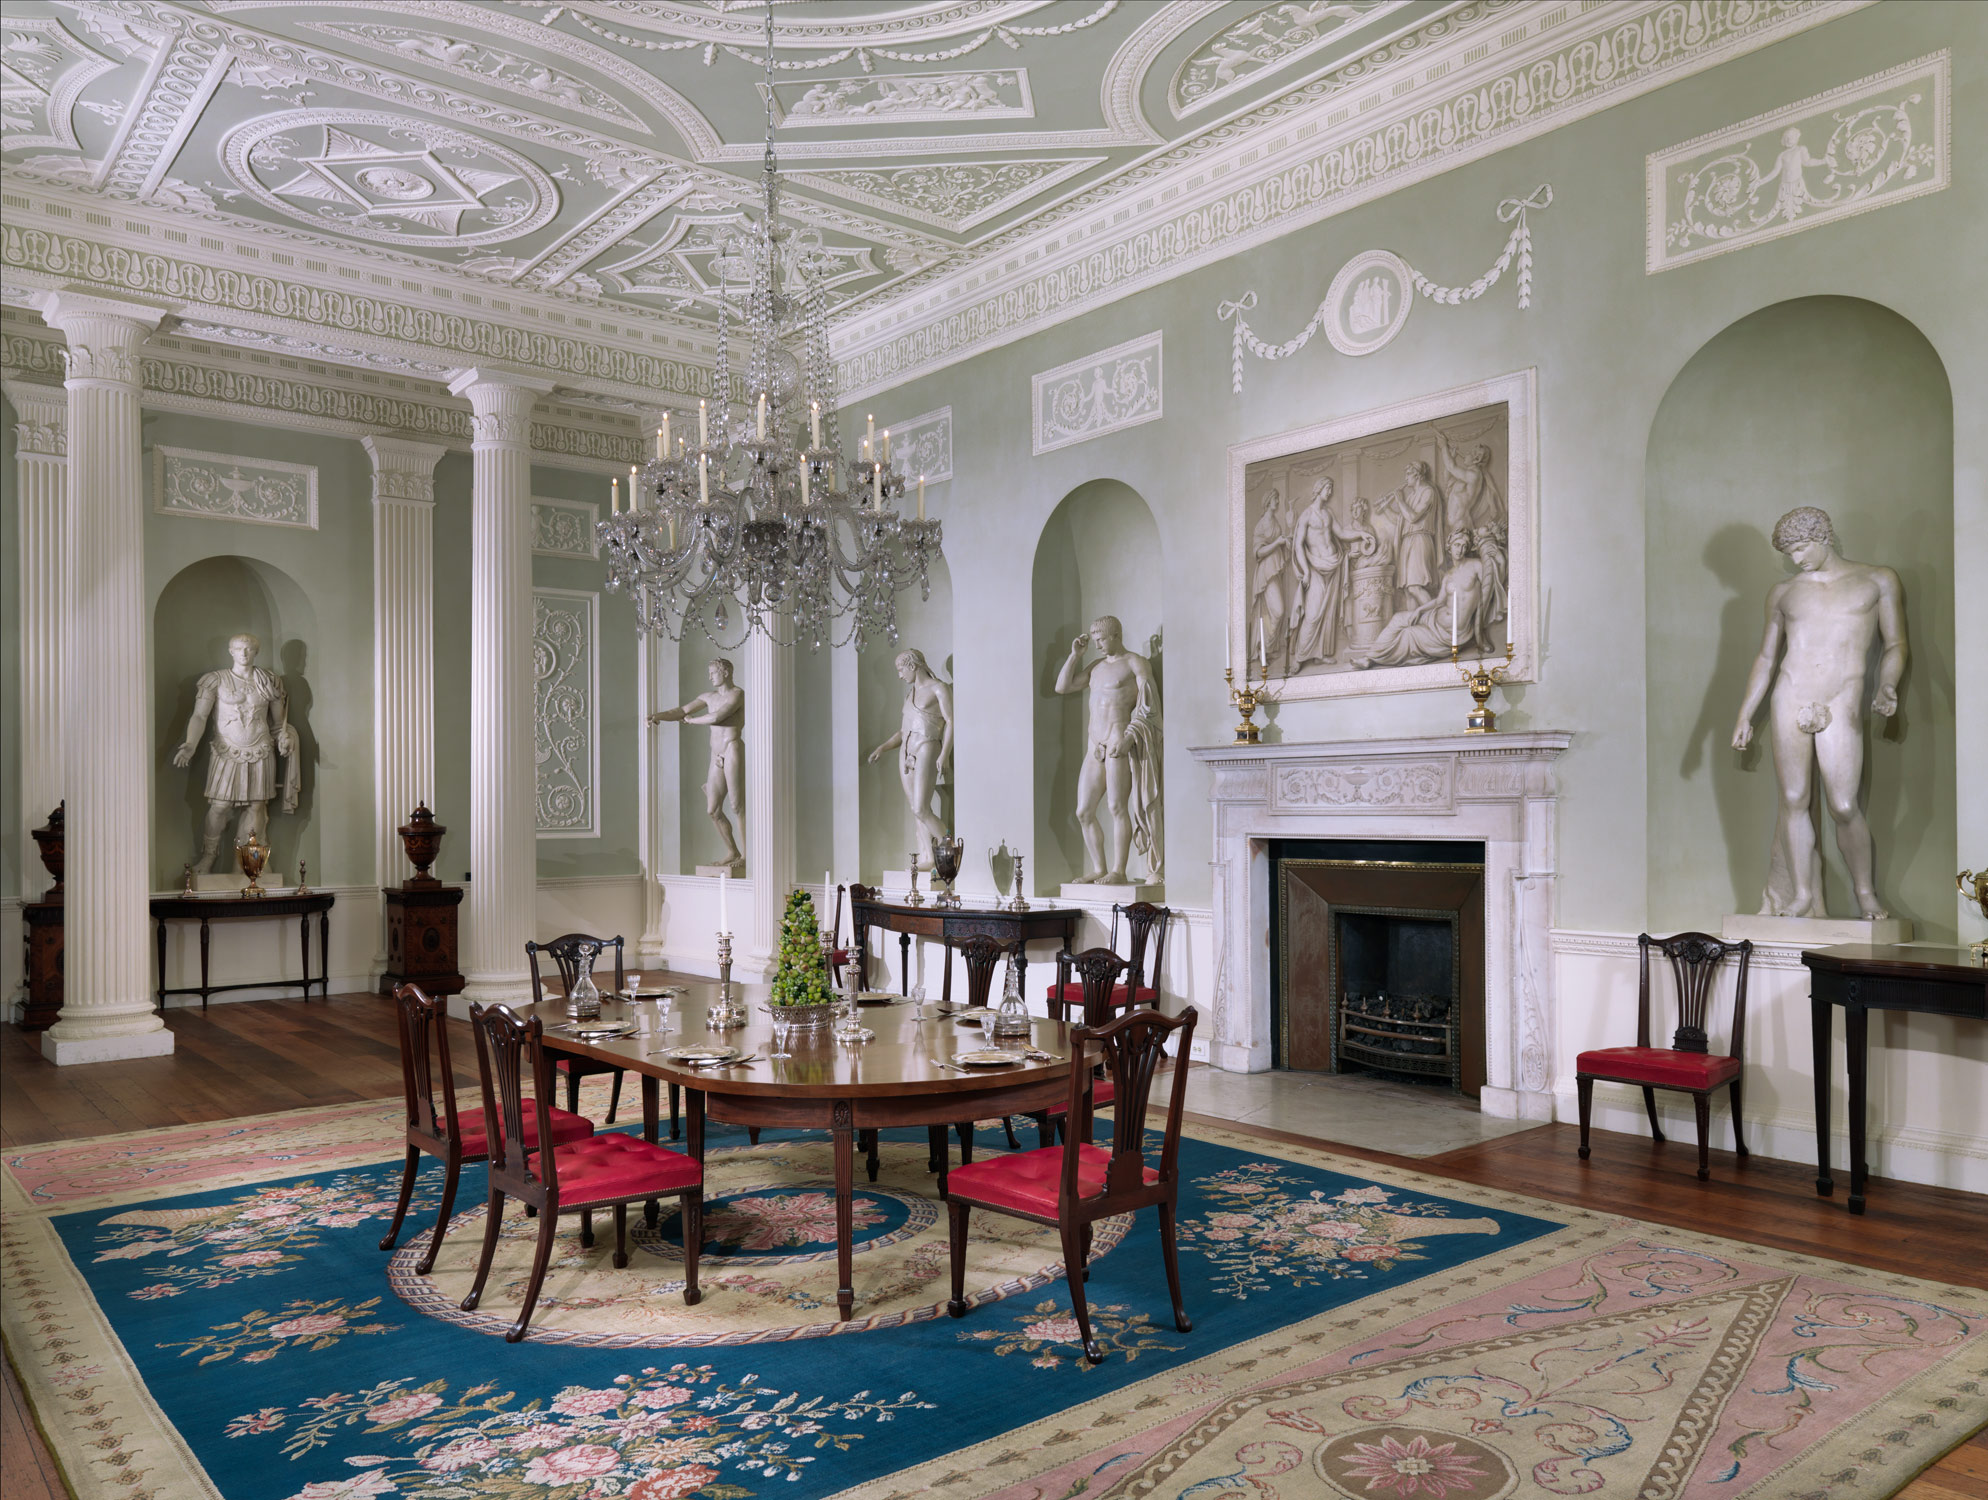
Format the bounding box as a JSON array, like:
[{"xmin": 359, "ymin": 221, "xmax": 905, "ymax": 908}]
[
  {"xmin": 1804, "ymin": 943, "xmax": 1985, "ymax": 1215},
  {"xmin": 849, "ymin": 889, "xmax": 1082, "ymax": 1003},
  {"xmin": 151, "ymin": 893, "xmax": 336, "ymax": 1010}
]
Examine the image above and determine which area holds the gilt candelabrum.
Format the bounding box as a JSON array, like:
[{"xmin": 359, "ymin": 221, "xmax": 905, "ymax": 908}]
[
  {"xmin": 1226, "ymin": 660, "xmax": 1271, "ymax": 744},
  {"xmin": 1451, "ymin": 641, "xmax": 1516, "ymax": 734}
]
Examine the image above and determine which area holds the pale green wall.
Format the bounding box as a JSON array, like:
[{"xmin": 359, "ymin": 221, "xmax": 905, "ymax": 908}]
[
  {"xmin": 794, "ymin": 641, "xmax": 834, "ymax": 884},
  {"xmin": 852, "ymin": 2, "xmax": 1986, "ymax": 926},
  {"xmin": 1647, "ymin": 297, "xmax": 1955, "ymax": 939}
]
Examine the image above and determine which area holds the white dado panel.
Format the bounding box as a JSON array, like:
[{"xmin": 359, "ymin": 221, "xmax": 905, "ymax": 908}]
[{"xmin": 1193, "ymin": 733, "xmax": 1571, "ymax": 1120}]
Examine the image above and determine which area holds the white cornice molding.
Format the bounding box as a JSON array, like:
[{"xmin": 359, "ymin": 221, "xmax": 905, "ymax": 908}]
[{"xmin": 830, "ymin": 0, "xmax": 1867, "ymax": 401}]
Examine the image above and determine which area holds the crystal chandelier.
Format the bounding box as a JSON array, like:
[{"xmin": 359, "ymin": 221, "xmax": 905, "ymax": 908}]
[{"xmin": 597, "ymin": 7, "xmax": 940, "ymax": 651}]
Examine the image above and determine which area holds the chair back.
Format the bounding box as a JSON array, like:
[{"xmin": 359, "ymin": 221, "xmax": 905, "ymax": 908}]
[
  {"xmin": 957, "ymin": 934, "xmax": 1013, "ymax": 1008},
  {"xmin": 1061, "ymin": 1006, "xmax": 1198, "ymax": 1202},
  {"xmin": 465, "ymin": 1002, "xmax": 559, "ymax": 1203},
  {"xmin": 526, "ymin": 933, "xmax": 626, "ymax": 1002},
  {"xmin": 1637, "ymin": 932, "xmax": 1753, "ymax": 1059},
  {"xmin": 1067, "ymin": 947, "xmax": 1128, "ymax": 1027},
  {"xmin": 1110, "ymin": 902, "xmax": 1173, "ymax": 998},
  {"xmin": 389, "ymin": 983, "xmax": 460, "ymax": 1147}
]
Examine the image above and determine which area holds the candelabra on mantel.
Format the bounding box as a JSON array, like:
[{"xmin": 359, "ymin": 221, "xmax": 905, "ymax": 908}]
[
  {"xmin": 1452, "ymin": 641, "xmax": 1516, "ymax": 734},
  {"xmin": 1228, "ymin": 619, "xmax": 1276, "ymax": 743},
  {"xmin": 593, "ymin": 4, "xmax": 940, "ymax": 654}
]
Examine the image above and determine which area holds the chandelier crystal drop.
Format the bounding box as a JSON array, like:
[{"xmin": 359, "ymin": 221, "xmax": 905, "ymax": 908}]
[{"xmin": 597, "ymin": 7, "xmax": 940, "ymax": 651}]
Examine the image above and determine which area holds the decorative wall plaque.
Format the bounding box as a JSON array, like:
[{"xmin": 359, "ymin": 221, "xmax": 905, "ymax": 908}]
[
  {"xmin": 1032, "ymin": 331, "xmax": 1163, "ymax": 456},
  {"xmin": 154, "ymin": 446, "xmax": 318, "ymax": 529},
  {"xmin": 532, "ymin": 496, "xmax": 600, "ymax": 559},
  {"xmin": 886, "ymin": 405, "xmax": 954, "ymax": 484},
  {"xmin": 533, "ymin": 587, "xmax": 598, "ymax": 839}
]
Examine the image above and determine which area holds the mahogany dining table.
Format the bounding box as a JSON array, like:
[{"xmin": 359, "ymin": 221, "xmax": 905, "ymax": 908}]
[{"xmin": 526, "ymin": 983, "xmax": 1091, "ymax": 1321}]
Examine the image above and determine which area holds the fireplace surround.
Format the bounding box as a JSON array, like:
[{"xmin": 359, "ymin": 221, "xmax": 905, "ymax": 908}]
[{"xmin": 1192, "ymin": 733, "xmax": 1571, "ymax": 1120}]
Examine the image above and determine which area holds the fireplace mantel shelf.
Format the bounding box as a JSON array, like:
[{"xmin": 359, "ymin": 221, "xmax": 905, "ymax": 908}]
[{"xmin": 1191, "ymin": 732, "xmax": 1573, "ymax": 762}]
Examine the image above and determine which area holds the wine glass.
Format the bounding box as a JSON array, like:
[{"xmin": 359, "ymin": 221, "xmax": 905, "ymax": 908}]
[
  {"xmin": 768, "ymin": 1010, "xmax": 793, "ymax": 1060},
  {"xmin": 911, "ymin": 982, "xmax": 930, "ymax": 1022}
]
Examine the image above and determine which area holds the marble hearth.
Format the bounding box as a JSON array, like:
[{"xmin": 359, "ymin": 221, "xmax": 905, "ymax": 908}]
[{"xmin": 1191, "ymin": 734, "xmax": 1572, "ymax": 1120}]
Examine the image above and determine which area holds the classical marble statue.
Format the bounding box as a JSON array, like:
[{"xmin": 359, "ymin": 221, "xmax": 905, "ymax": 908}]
[
  {"xmin": 651, "ymin": 658, "xmax": 746, "ymax": 871},
  {"xmin": 1289, "ymin": 477, "xmax": 1378, "ymax": 668},
  {"xmin": 867, "ymin": 648, "xmax": 954, "ymax": 862},
  {"xmin": 172, "ymin": 633, "xmax": 298, "ymax": 872},
  {"xmin": 1732, "ymin": 506, "xmax": 1906, "ymax": 920},
  {"xmin": 1054, "ymin": 615, "xmax": 1163, "ymax": 885}
]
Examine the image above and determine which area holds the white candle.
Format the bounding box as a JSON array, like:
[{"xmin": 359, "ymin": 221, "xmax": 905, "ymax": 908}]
[
  {"xmin": 1450, "ymin": 585, "xmax": 1458, "ymax": 649},
  {"xmin": 610, "ymin": 477, "xmax": 620, "ymax": 514},
  {"xmin": 866, "ymin": 412, "xmax": 875, "ymax": 450},
  {"xmin": 810, "ymin": 400, "xmax": 822, "ymax": 448},
  {"xmin": 756, "ymin": 391, "xmax": 767, "ymax": 440},
  {"xmin": 800, "ymin": 462, "xmax": 810, "ymax": 506},
  {"xmin": 655, "ymin": 426, "xmax": 664, "ymax": 462},
  {"xmin": 824, "ymin": 869, "xmax": 833, "ymax": 912},
  {"xmin": 718, "ymin": 870, "xmax": 729, "ymax": 932},
  {"xmin": 698, "ymin": 398, "xmax": 708, "ymax": 445},
  {"xmin": 629, "ymin": 464, "xmax": 639, "ymax": 511},
  {"xmin": 1226, "ymin": 624, "xmax": 1232, "ymax": 674},
  {"xmin": 1257, "ymin": 617, "xmax": 1267, "ymax": 670},
  {"xmin": 698, "ymin": 452, "xmax": 708, "ymax": 505},
  {"xmin": 881, "ymin": 428, "xmax": 891, "ymax": 464},
  {"xmin": 872, "ymin": 453, "xmax": 882, "ymax": 506},
  {"xmin": 661, "ymin": 412, "xmax": 670, "ymax": 453},
  {"xmin": 917, "ymin": 474, "xmax": 926, "ymax": 520}
]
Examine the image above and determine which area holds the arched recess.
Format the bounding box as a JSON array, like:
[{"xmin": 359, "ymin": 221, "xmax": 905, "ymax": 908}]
[
  {"xmin": 152, "ymin": 555, "xmax": 321, "ymax": 889},
  {"xmin": 859, "ymin": 551, "xmax": 954, "ymax": 883},
  {"xmin": 1645, "ymin": 295, "xmax": 1955, "ymax": 939},
  {"xmin": 1030, "ymin": 479, "xmax": 1164, "ymax": 894}
]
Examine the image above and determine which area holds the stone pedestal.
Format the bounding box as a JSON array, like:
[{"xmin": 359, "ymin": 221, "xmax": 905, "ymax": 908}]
[
  {"xmin": 381, "ymin": 885, "xmax": 465, "ymax": 997},
  {"xmin": 695, "ymin": 863, "xmax": 743, "ymax": 879},
  {"xmin": 1722, "ymin": 914, "xmax": 1914, "ymax": 946},
  {"xmin": 1061, "ymin": 881, "xmax": 1164, "ymax": 906},
  {"xmin": 40, "ymin": 292, "xmax": 174, "ymax": 1065}
]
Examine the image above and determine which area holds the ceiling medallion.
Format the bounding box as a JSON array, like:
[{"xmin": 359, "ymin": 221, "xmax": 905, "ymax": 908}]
[
  {"xmin": 221, "ymin": 110, "xmax": 559, "ymax": 246},
  {"xmin": 598, "ymin": 7, "xmax": 940, "ymax": 653}
]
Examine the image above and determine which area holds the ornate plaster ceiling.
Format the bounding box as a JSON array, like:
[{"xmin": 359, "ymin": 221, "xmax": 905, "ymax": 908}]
[{"xmin": 0, "ymin": 0, "xmax": 1858, "ymax": 406}]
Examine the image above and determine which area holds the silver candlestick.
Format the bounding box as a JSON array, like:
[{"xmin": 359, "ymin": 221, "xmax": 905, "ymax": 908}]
[
  {"xmin": 710, "ymin": 931, "xmax": 744, "ymax": 1028},
  {"xmin": 1008, "ymin": 852, "xmax": 1030, "ymax": 912},
  {"xmin": 905, "ymin": 852, "xmax": 925, "ymax": 908}
]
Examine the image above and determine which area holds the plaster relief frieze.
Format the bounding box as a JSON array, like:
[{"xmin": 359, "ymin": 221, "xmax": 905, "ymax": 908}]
[
  {"xmin": 514, "ymin": 170, "xmax": 692, "ymax": 291},
  {"xmin": 154, "ymin": 444, "xmax": 316, "ymax": 529},
  {"xmin": 886, "ymin": 406, "xmax": 953, "ymax": 485},
  {"xmin": 223, "ymin": 110, "xmax": 560, "ymax": 247},
  {"xmin": 93, "ymin": 24, "xmax": 228, "ymax": 203},
  {"xmin": 767, "ymin": 69, "xmax": 1033, "ymax": 128},
  {"xmin": 791, "ymin": 159, "xmax": 1101, "ymax": 235},
  {"xmin": 533, "ymin": 587, "xmax": 599, "ymax": 838},
  {"xmin": 1170, "ymin": 0, "xmax": 1405, "ymax": 118},
  {"xmin": 0, "ymin": 17, "xmax": 123, "ymax": 152},
  {"xmin": 1646, "ymin": 50, "xmax": 1949, "ymax": 273},
  {"xmin": 311, "ymin": 24, "xmax": 648, "ymax": 132},
  {"xmin": 1270, "ymin": 760, "xmax": 1452, "ymax": 813},
  {"xmin": 172, "ymin": 321, "xmax": 459, "ymax": 377},
  {"xmin": 1031, "ymin": 331, "xmax": 1162, "ymax": 456},
  {"xmin": 532, "ymin": 497, "xmax": 600, "ymax": 559}
]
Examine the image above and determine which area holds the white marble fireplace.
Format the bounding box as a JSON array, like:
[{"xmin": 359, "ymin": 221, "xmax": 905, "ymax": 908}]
[{"xmin": 1191, "ymin": 733, "xmax": 1572, "ymax": 1120}]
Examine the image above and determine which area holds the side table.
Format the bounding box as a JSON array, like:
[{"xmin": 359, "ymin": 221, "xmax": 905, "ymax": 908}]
[{"xmin": 151, "ymin": 893, "xmax": 337, "ymax": 1009}]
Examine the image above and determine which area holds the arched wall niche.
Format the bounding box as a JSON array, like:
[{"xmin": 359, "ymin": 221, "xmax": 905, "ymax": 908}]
[
  {"xmin": 859, "ymin": 551, "xmax": 954, "ymax": 884},
  {"xmin": 1645, "ymin": 295, "xmax": 1955, "ymax": 940},
  {"xmin": 1029, "ymin": 479, "xmax": 1163, "ymax": 894},
  {"xmin": 151, "ymin": 555, "xmax": 321, "ymax": 890}
]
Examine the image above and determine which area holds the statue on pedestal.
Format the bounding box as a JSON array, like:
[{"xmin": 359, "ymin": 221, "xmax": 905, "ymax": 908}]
[
  {"xmin": 1054, "ymin": 615, "xmax": 1163, "ymax": 886},
  {"xmin": 172, "ymin": 633, "xmax": 298, "ymax": 872},
  {"xmin": 1732, "ymin": 506, "xmax": 1907, "ymax": 919},
  {"xmin": 867, "ymin": 648, "xmax": 953, "ymax": 864},
  {"xmin": 651, "ymin": 658, "xmax": 746, "ymax": 872}
]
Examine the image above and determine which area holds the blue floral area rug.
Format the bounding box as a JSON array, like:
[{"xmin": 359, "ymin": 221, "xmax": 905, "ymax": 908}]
[{"xmin": 5, "ymin": 1087, "xmax": 1983, "ymax": 1500}]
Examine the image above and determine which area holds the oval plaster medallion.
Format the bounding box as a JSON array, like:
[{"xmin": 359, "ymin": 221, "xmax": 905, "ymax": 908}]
[{"xmin": 1324, "ymin": 250, "xmax": 1413, "ymax": 356}]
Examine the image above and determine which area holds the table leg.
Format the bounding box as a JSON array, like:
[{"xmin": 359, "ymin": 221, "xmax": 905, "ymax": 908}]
[
  {"xmin": 299, "ymin": 911, "xmax": 310, "ymax": 1002},
  {"xmin": 833, "ymin": 1101, "xmax": 855, "ymax": 1321},
  {"xmin": 319, "ymin": 910, "xmax": 330, "ymax": 999},
  {"xmin": 687, "ymin": 1090, "xmax": 705, "ymax": 1166},
  {"xmin": 199, "ymin": 918, "xmax": 212, "ymax": 1009},
  {"xmin": 641, "ymin": 1077, "xmax": 661, "ymax": 1228},
  {"xmin": 1811, "ymin": 998, "xmax": 1834, "ymax": 1198},
  {"xmin": 155, "ymin": 918, "xmax": 168, "ymax": 1013},
  {"xmin": 899, "ymin": 932, "xmax": 911, "ymax": 997},
  {"xmin": 1846, "ymin": 1005, "xmax": 1869, "ymax": 1215}
]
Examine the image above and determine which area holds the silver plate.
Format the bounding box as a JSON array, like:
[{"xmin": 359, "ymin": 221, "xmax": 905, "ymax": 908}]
[
  {"xmin": 661, "ymin": 1044, "xmax": 738, "ymax": 1063},
  {"xmin": 952, "ymin": 1048, "xmax": 1028, "ymax": 1067}
]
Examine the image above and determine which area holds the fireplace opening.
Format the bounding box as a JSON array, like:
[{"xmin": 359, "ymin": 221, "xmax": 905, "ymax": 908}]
[{"xmin": 1272, "ymin": 841, "xmax": 1485, "ymax": 1095}]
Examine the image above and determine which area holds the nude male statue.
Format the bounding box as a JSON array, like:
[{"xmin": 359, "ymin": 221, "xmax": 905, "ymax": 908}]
[
  {"xmin": 867, "ymin": 648, "xmax": 954, "ymax": 863},
  {"xmin": 173, "ymin": 632, "xmax": 298, "ymax": 872},
  {"xmin": 1731, "ymin": 506, "xmax": 1906, "ymax": 920},
  {"xmin": 1054, "ymin": 616, "xmax": 1163, "ymax": 885},
  {"xmin": 651, "ymin": 658, "xmax": 746, "ymax": 871}
]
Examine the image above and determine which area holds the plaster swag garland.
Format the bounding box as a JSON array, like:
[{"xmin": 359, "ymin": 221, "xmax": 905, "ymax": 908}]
[{"xmin": 1218, "ymin": 185, "xmax": 1553, "ymax": 392}]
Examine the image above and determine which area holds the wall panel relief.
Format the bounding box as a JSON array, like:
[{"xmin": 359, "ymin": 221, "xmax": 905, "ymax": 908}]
[
  {"xmin": 885, "ymin": 406, "xmax": 954, "ymax": 484},
  {"xmin": 1230, "ymin": 370, "xmax": 1536, "ymax": 701},
  {"xmin": 532, "ymin": 496, "xmax": 600, "ymax": 559},
  {"xmin": 1031, "ymin": 332, "xmax": 1163, "ymax": 456},
  {"xmin": 153, "ymin": 445, "xmax": 317, "ymax": 529},
  {"xmin": 1647, "ymin": 51, "xmax": 1949, "ymax": 273},
  {"xmin": 533, "ymin": 587, "xmax": 599, "ymax": 839}
]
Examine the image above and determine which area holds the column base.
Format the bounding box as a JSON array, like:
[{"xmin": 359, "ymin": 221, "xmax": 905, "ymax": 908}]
[
  {"xmin": 43, "ymin": 1027, "xmax": 176, "ymax": 1065},
  {"xmin": 461, "ymin": 973, "xmax": 536, "ymax": 1005}
]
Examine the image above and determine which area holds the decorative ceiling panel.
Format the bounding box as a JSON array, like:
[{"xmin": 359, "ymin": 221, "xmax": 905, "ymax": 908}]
[{"xmin": 2, "ymin": 0, "xmax": 1864, "ymax": 403}]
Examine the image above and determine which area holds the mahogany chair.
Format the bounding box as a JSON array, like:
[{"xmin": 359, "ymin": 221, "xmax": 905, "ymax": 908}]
[
  {"xmin": 527, "ymin": 933, "xmax": 679, "ymax": 1136},
  {"xmin": 1046, "ymin": 902, "xmax": 1171, "ymax": 1020},
  {"xmin": 1576, "ymin": 932, "xmax": 1754, "ymax": 1181},
  {"xmin": 460, "ymin": 1002, "xmax": 704, "ymax": 1343},
  {"xmin": 377, "ymin": 983, "xmax": 595, "ymax": 1274},
  {"xmin": 1037, "ymin": 948, "xmax": 1130, "ymax": 1149},
  {"xmin": 945, "ymin": 1005, "xmax": 1199, "ymax": 1364},
  {"xmin": 929, "ymin": 935, "xmax": 1022, "ymax": 1167}
]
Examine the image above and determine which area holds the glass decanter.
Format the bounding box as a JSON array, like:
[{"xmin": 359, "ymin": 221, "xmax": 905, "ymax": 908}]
[
  {"xmin": 566, "ymin": 942, "xmax": 603, "ymax": 1021},
  {"xmin": 992, "ymin": 956, "xmax": 1032, "ymax": 1041}
]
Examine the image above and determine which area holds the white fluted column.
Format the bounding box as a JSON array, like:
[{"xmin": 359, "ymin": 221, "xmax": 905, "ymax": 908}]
[
  {"xmin": 743, "ymin": 626, "xmax": 795, "ymax": 972},
  {"xmin": 450, "ymin": 369, "xmax": 552, "ymax": 1002},
  {"xmin": 41, "ymin": 293, "xmax": 172, "ymax": 1063},
  {"xmin": 636, "ymin": 628, "xmax": 680, "ymax": 965},
  {"xmin": 3, "ymin": 378, "xmax": 67, "ymax": 901},
  {"xmin": 364, "ymin": 436, "xmax": 448, "ymax": 959}
]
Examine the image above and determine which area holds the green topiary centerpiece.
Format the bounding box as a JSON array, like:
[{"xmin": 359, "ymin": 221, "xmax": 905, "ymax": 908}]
[{"xmin": 769, "ymin": 887, "xmax": 834, "ymax": 1012}]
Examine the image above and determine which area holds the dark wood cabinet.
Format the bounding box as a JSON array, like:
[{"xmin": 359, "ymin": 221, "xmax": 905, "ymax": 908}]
[
  {"xmin": 381, "ymin": 885, "xmax": 465, "ymax": 997},
  {"xmin": 20, "ymin": 900, "xmax": 63, "ymax": 1031}
]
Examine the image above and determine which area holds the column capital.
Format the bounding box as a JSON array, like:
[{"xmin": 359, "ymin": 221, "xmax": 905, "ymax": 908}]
[
  {"xmin": 449, "ymin": 367, "xmax": 554, "ymax": 448},
  {"xmin": 1, "ymin": 376, "xmax": 67, "ymax": 455},
  {"xmin": 362, "ymin": 434, "xmax": 449, "ymax": 504},
  {"xmin": 40, "ymin": 291, "xmax": 172, "ymax": 387}
]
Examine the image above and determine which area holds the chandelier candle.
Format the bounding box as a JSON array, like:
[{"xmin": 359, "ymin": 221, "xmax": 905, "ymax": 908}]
[{"xmin": 610, "ymin": 477, "xmax": 620, "ymax": 514}]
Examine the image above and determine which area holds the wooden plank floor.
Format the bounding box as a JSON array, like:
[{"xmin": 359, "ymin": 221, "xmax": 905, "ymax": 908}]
[{"xmin": 2, "ymin": 995, "xmax": 1982, "ymax": 1498}]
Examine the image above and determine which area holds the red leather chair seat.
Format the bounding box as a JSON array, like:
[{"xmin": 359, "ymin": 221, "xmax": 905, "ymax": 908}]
[
  {"xmin": 551, "ymin": 1133, "xmax": 702, "ymax": 1206},
  {"xmin": 1046, "ymin": 983, "xmax": 1157, "ymax": 1010},
  {"xmin": 1576, "ymin": 1046, "xmax": 1740, "ymax": 1090},
  {"xmin": 457, "ymin": 1105, "xmax": 595, "ymax": 1159},
  {"xmin": 1046, "ymin": 1078, "xmax": 1115, "ymax": 1119},
  {"xmin": 947, "ymin": 1143, "xmax": 1156, "ymax": 1219}
]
